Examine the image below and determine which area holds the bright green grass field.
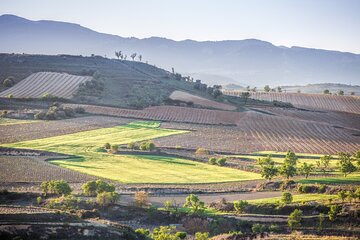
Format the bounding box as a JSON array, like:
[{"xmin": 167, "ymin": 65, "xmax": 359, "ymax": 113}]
[
  {"xmin": 3, "ymin": 121, "xmax": 261, "ymax": 184},
  {"xmin": 248, "ymin": 194, "xmax": 337, "ymax": 204}
]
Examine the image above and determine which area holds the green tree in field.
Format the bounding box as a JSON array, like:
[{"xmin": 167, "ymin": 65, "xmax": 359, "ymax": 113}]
[
  {"xmin": 338, "ymin": 190, "xmax": 347, "ymax": 202},
  {"xmin": 184, "ymin": 194, "xmax": 205, "ymax": 214},
  {"xmin": 317, "ymin": 155, "xmax": 332, "ymax": 175},
  {"xmin": 282, "ymin": 192, "xmax": 293, "ymax": 204},
  {"xmin": 216, "ymin": 157, "xmax": 226, "ymax": 166},
  {"xmin": 279, "ymin": 151, "xmax": 298, "ymax": 179},
  {"xmin": 257, "ymin": 155, "xmax": 278, "ymax": 181},
  {"xmin": 288, "ymin": 209, "xmax": 302, "ymax": 230},
  {"xmin": 95, "ymin": 180, "xmax": 115, "ymax": 193},
  {"xmin": 82, "ymin": 180, "xmax": 97, "ymax": 196},
  {"xmin": 338, "ymin": 153, "xmax": 356, "ymax": 177},
  {"xmin": 264, "ymin": 85, "xmax": 271, "ymax": 92},
  {"xmin": 104, "ymin": 143, "xmax": 111, "ymax": 150},
  {"xmin": 338, "ymin": 90, "xmax": 344, "ymax": 96},
  {"xmin": 111, "ymin": 144, "xmax": 119, "ymax": 153},
  {"xmin": 41, "ymin": 180, "xmax": 72, "ymax": 196},
  {"xmin": 298, "ymin": 162, "xmax": 314, "ymax": 179},
  {"xmin": 234, "ymin": 200, "xmax": 249, "ymax": 213},
  {"xmin": 323, "ymin": 89, "xmax": 330, "ymax": 94},
  {"xmin": 328, "ymin": 205, "xmax": 340, "ymax": 222}
]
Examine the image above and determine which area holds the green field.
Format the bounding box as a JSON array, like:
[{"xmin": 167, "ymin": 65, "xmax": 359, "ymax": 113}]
[
  {"xmin": 3, "ymin": 121, "xmax": 261, "ymax": 184},
  {"xmin": 248, "ymin": 194, "xmax": 337, "ymax": 204}
]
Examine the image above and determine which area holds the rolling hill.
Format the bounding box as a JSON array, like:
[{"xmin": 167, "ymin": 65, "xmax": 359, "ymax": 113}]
[{"xmin": 1, "ymin": 14, "xmax": 360, "ymax": 87}]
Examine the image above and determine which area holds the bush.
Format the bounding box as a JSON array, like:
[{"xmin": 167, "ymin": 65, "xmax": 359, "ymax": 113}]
[
  {"xmin": 96, "ymin": 191, "xmax": 119, "ymax": 207},
  {"xmin": 252, "ymin": 223, "xmax": 266, "ymax": 233},
  {"xmin": 288, "ymin": 209, "xmax": 303, "ymax": 230},
  {"xmin": 164, "ymin": 200, "xmax": 178, "ymax": 212},
  {"xmin": 208, "ymin": 157, "xmax": 217, "ymax": 165},
  {"xmin": 111, "ymin": 144, "xmax": 119, "ymax": 153},
  {"xmin": 95, "ymin": 180, "xmax": 115, "ymax": 193},
  {"xmin": 175, "ymin": 232, "xmax": 187, "ymax": 239},
  {"xmin": 82, "ymin": 180, "xmax": 98, "ymax": 196},
  {"xmin": 281, "ymin": 192, "xmax": 293, "ymax": 204},
  {"xmin": 184, "ymin": 194, "xmax": 205, "ymax": 214},
  {"xmin": 36, "ymin": 196, "xmax": 42, "ymax": 205},
  {"xmin": 3, "ymin": 78, "xmax": 14, "ymax": 87},
  {"xmin": 7, "ymin": 94, "xmax": 13, "ymax": 98},
  {"xmin": 127, "ymin": 142, "xmax": 136, "ymax": 149},
  {"xmin": 269, "ymin": 224, "xmax": 280, "ymax": 233},
  {"xmin": 41, "ymin": 180, "xmax": 72, "ymax": 195},
  {"xmin": 318, "ymin": 184, "xmax": 327, "ymax": 193},
  {"xmin": 234, "ymin": 200, "xmax": 249, "ymax": 213},
  {"xmin": 104, "ymin": 143, "xmax": 111, "ymax": 150},
  {"xmin": 139, "ymin": 141, "xmax": 156, "ymax": 151},
  {"xmin": 46, "ymin": 195, "xmax": 79, "ymax": 210},
  {"xmin": 134, "ymin": 191, "xmax": 150, "ymax": 207},
  {"xmin": 195, "ymin": 232, "xmax": 209, "ymax": 240},
  {"xmin": 216, "ymin": 158, "xmax": 226, "ymax": 166}
]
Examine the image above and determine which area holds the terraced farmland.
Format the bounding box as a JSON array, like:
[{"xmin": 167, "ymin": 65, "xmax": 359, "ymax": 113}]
[
  {"xmin": 65, "ymin": 104, "xmax": 246, "ymax": 125},
  {"xmin": 169, "ymin": 90, "xmax": 236, "ymax": 110},
  {"xmin": 223, "ymin": 90, "xmax": 360, "ymax": 114},
  {"xmin": 0, "ymin": 72, "xmax": 91, "ymax": 99}
]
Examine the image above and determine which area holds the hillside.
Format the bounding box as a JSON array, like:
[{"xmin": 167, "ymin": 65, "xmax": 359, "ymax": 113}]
[
  {"xmin": 0, "ymin": 54, "xmax": 202, "ymax": 107},
  {"xmin": 1, "ymin": 14, "xmax": 360, "ymax": 86}
]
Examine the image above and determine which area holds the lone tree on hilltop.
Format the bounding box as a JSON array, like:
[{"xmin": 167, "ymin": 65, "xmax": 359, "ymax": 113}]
[
  {"xmin": 130, "ymin": 53, "xmax": 137, "ymax": 61},
  {"xmin": 264, "ymin": 85, "xmax": 271, "ymax": 92}
]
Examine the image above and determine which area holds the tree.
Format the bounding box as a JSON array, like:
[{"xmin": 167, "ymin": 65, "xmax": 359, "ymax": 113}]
[
  {"xmin": 279, "ymin": 151, "xmax": 298, "ymax": 179},
  {"xmin": 318, "ymin": 155, "xmax": 332, "ymax": 175},
  {"xmin": 323, "ymin": 89, "xmax": 330, "ymax": 94},
  {"xmin": 234, "ymin": 200, "xmax": 249, "ymax": 213},
  {"xmin": 282, "ymin": 192, "xmax": 293, "ymax": 204},
  {"xmin": 213, "ymin": 89, "xmax": 222, "ymax": 98},
  {"xmin": 241, "ymin": 92, "xmax": 251, "ymax": 105},
  {"xmin": 3, "ymin": 78, "xmax": 14, "ymax": 87},
  {"xmin": 95, "ymin": 180, "xmax": 115, "ymax": 193},
  {"xmin": 130, "ymin": 53, "xmax": 137, "ymax": 61},
  {"xmin": 350, "ymin": 91, "xmax": 355, "ymax": 96},
  {"xmin": 208, "ymin": 157, "xmax": 217, "ymax": 165},
  {"xmin": 138, "ymin": 54, "xmax": 142, "ymax": 62},
  {"xmin": 111, "ymin": 144, "xmax": 119, "ymax": 153},
  {"xmin": 338, "ymin": 190, "xmax": 346, "ymax": 202},
  {"xmin": 277, "ymin": 86, "xmax": 282, "ymax": 93},
  {"xmin": 264, "ymin": 85, "xmax": 271, "ymax": 92},
  {"xmin": 338, "ymin": 90, "xmax": 344, "ymax": 96},
  {"xmin": 104, "ymin": 143, "xmax": 111, "ymax": 150},
  {"xmin": 288, "ymin": 209, "xmax": 302, "ymax": 230},
  {"xmin": 115, "ymin": 51, "xmax": 120, "ymax": 59},
  {"xmin": 257, "ymin": 155, "xmax": 278, "ymax": 181},
  {"xmin": 328, "ymin": 205, "xmax": 340, "ymax": 222},
  {"xmin": 184, "ymin": 194, "xmax": 205, "ymax": 214},
  {"xmin": 41, "ymin": 180, "xmax": 72, "ymax": 195},
  {"xmin": 298, "ymin": 162, "xmax": 314, "ymax": 179},
  {"xmin": 134, "ymin": 191, "xmax": 149, "ymax": 207},
  {"xmin": 96, "ymin": 191, "xmax": 119, "ymax": 207},
  {"xmin": 151, "ymin": 226, "xmax": 178, "ymax": 240},
  {"xmin": 338, "ymin": 153, "xmax": 356, "ymax": 177}
]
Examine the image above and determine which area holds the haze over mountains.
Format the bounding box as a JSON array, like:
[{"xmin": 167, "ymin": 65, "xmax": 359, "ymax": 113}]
[{"xmin": 1, "ymin": 14, "xmax": 360, "ymax": 87}]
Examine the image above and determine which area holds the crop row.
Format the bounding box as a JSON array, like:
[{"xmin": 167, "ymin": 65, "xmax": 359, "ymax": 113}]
[
  {"xmin": 0, "ymin": 72, "xmax": 91, "ymax": 99},
  {"xmin": 223, "ymin": 90, "xmax": 360, "ymax": 114}
]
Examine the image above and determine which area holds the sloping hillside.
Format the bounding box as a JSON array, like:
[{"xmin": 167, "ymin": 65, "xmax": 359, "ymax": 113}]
[
  {"xmin": 0, "ymin": 54, "xmax": 202, "ymax": 107},
  {"xmin": 0, "ymin": 72, "xmax": 91, "ymax": 98}
]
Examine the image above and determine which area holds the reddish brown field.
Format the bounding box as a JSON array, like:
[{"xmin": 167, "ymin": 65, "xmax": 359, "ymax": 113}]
[{"xmin": 223, "ymin": 90, "xmax": 360, "ymax": 114}]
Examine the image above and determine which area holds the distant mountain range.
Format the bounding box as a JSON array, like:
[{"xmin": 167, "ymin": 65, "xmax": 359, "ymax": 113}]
[{"xmin": 1, "ymin": 14, "xmax": 360, "ymax": 86}]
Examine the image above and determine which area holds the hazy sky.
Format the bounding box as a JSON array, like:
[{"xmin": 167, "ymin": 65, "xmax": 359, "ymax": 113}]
[{"xmin": 1, "ymin": 0, "xmax": 360, "ymax": 53}]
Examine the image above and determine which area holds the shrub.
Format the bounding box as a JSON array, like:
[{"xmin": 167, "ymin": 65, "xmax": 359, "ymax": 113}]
[
  {"xmin": 234, "ymin": 200, "xmax": 249, "ymax": 213},
  {"xmin": 139, "ymin": 141, "xmax": 156, "ymax": 151},
  {"xmin": 127, "ymin": 142, "xmax": 136, "ymax": 149},
  {"xmin": 111, "ymin": 144, "xmax": 119, "ymax": 153},
  {"xmin": 281, "ymin": 192, "xmax": 293, "ymax": 204},
  {"xmin": 269, "ymin": 224, "xmax": 280, "ymax": 233},
  {"xmin": 41, "ymin": 180, "xmax": 72, "ymax": 195},
  {"xmin": 139, "ymin": 142, "xmax": 147, "ymax": 151},
  {"xmin": 252, "ymin": 223, "xmax": 266, "ymax": 233},
  {"xmin": 216, "ymin": 158, "xmax": 226, "ymax": 166},
  {"xmin": 164, "ymin": 200, "xmax": 178, "ymax": 212},
  {"xmin": 7, "ymin": 94, "xmax": 14, "ymax": 98},
  {"xmin": 195, "ymin": 232, "xmax": 209, "ymax": 240},
  {"xmin": 184, "ymin": 194, "xmax": 205, "ymax": 214},
  {"xmin": 95, "ymin": 180, "xmax": 115, "ymax": 193},
  {"xmin": 82, "ymin": 180, "xmax": 98, "ymax": 196},
  {"xmin": 46, "ymin": 195, "xmax": 79, "ymax": 210},
  {"xmin": 328, "ymin": 205, "xmax": 340, "ymax": 222},
  {"xmin": 195, "ymin": 148, "xmax": 209, "ymax": 156},
  {"xmin": 208, "ymin": 157, "xmax": 217, "ymax": 165},
  {"xmin": 104, "ymin": 143, "xmax": 111, "ymax": 150},
  {"xmin": 135, "ymin": 228, "xmax": 150, "ymax": 237},
  {"xmin": 3, "ymin": 78, "xmax": 14, "ymax": 87},
  {"xmin": 175, "ymin": 232, "xmax": 187, "ymax": 239},
  {"xmin": 288, "ymin": 209, "xmax": 302, "ymax": 230},
  {"xmin": 134, "ymin": 191, "xmax": 150, "ymax": 207},
  {"xmin": 96, "ymin": 191, "xmax": 119, "ymax": 207},
  {"xmin": 36, "ymin": 196, "xmax": 42, "ymax": 205},
  {"xmin": 318, "ymin": 184, "xmax": 327, "ymax": 193}
]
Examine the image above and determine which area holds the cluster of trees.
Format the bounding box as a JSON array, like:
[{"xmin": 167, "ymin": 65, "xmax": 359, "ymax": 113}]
[
  {"xmin": 257, "ymin": 150, "xmax": 360, "ymax": 181},
  {"xmin": 193, "ymin": 81, "xmax": 223, "ymax": 99},
  {"xmin": 101, "ymin": 142, "xmax": 119, "ymax": 153},
  {"xmin": 82, "ymin": 180, "xmax": 118, "ymax": 207},
  {"xmin": 323, "ymin": 89, "xmax": 355, "ymax": 96},
  {"xmin": 34, "ymin": 102, "xmax": 85, "ymax": 120},
  {"xmin": 208, "ymin": 157, "xmax": 227, "ymax": 166},
  {"xmin": 263, "ymin": 85, "xmax": 282, "ymax": 93},
  {"xmin": 40, "ymin": 180, "xmax": 72, "ymax": 196},
  {"xmin": 115, "ymin": 51, "xmax": 142, "ymax": 62},
  {"xmin": 126, "ymin": 141, "xmax": 156, "ymax": 151},
  {"xmin": 136, "ymin": 225, "xmax": 208, "ymax": 240}
]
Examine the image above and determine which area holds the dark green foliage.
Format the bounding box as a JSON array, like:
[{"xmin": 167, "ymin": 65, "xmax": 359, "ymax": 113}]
[
  {"xmin": 208, "ymin": 157, "xmax": 217, "ymax": 165},
  {"xmin": 328, "ymin": 205, "xmax": 340, "ymax": 222},
  {"xmin": 279, "ymin": 151, "xmax": 298, "ymax": 179},
  {"xmin": 234, "ymin": 200, "xmax": 249, "ymax": 213},
  {"xmin": 3, "ymin": 77, "xmax": 14, "ymax": 87},
  {"xmin": 281, "ymin": 192, "xmax": 293, "ymax": 204},
  {"xmin": 338, "ymin": 152, "xmax": 357, "ymax": 177},
  {"xmin": 288, "ymin": 209, "xmax": 302, "ymax": 229},
  {"xmin": 216, "ymin": 157, "xmax": 226, "ymax": 166},
  {"xmin": 257, "ymin": 155, "xmax": 278, "ymax": 180}
]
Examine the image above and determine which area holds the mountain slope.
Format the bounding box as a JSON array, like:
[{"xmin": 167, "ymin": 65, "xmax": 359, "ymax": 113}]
[{"xmin": 1, "ymin": 14, "xmax": 360, "ymax": 86}]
